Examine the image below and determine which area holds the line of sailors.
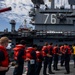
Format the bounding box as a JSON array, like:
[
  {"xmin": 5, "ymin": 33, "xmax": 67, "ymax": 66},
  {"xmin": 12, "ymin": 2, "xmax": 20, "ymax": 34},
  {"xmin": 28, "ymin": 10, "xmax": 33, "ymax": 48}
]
[
  {"xmin": 42, "ymin": 42, "xmax": 71, "ymax": 75},
  {"xmin": 1, "ymin": 39, "xmax": 75, "ymax": 75},
  {"xmin": 13, "ymin": 41, "xmax": 73, "ymax": 75}
]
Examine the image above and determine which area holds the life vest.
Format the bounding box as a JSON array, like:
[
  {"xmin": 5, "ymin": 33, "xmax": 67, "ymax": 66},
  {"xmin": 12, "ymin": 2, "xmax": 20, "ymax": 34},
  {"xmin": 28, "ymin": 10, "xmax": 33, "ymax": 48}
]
[
  {"xmin": 47, "ymin": 45, "xmax": 53, "ymax": 55},
  {"xmin": 64, "ymin": 45, "xmax": 71, "ymax": 54},
  {"xmin": 36, "ymin": 51, "xmax": 42, "ymax": 62},
  {"xmin": 60, "ymin": 46, "xmax": 65, "ymax": 54},
  {"xmin": 0, "ymin": 46, "xmax": 9, "ymax": 67},
  {"xmin": 13, "ymin": 44, "xmax": 26, "ymax": 60},
  {"xmin": 26, "ymin": 47, "xmax": 35, "ymax": 61},
  {"xmin": 42, "ymin": 46, "xmax": 48, "ymax": 57},
  {"xmin": 73, "ymin": 46, "xmax": 75, "ymax": 54},
  {"xmin": 53, "ymin": 46, "xmax": 59, "ymax": 54}
]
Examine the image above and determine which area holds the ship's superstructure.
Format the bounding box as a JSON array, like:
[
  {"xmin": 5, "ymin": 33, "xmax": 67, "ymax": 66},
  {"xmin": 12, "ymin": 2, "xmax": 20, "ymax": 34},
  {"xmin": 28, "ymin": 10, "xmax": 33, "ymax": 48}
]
[
  {"xmin": 1, "ymin": 0, "xmax": 75, "ymax": 46},
  {"xmin": 29, "ymin": 0, "xmax": 75, "ymax": 46}
]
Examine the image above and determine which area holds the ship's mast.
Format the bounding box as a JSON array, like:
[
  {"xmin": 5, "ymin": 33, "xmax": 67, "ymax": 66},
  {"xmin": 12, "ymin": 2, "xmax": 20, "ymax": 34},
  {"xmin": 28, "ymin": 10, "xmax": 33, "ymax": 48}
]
[
  {"xmin": 49, "ymin": 0, "xmax": 54, "ymax": 9},
  {"xmin": 51, "ymin": 0, "xmax": 54, "ymax": 9},
  {"xmin": 23, "ymin": 19, "xmax": 27, "ymax": 29}
]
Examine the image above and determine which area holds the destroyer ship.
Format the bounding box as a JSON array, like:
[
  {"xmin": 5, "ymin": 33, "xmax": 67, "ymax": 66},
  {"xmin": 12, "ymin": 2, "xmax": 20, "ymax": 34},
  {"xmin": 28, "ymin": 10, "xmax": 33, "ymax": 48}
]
[{"xmin": 0, "ymin": 0, "xmax": 75, "ymax": 47}]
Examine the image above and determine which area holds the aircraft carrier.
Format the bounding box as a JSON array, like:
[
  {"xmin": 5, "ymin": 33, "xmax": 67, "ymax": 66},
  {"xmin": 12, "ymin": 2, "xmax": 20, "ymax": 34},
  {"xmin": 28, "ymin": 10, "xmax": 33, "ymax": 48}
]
[{"xmin": 0, "ymin": 0, "xmax": 75, "ymax": 47}]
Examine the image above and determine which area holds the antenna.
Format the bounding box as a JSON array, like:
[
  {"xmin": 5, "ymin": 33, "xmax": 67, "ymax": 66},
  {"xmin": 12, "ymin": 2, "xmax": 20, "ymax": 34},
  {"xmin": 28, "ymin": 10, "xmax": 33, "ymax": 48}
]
[
  {"xmin": 56, "ymin": 0, "xmax": 59, "ymax": 8},
  {"xmin": 57, "ymin": 0, "xmax": 59, "ymax": 4},
  {"xmin": 19, "ymin": 19, "xmax": 27, "ymax": 29},
  {"xmin": 60, "ymin": 0, "xmax": 62, "ymax": 7},
  {"xmin": 63, "ymin": 0, "xmax": 65, "ymax": 8},
  {"xmin": 51, "ymin": 0, "xmax": 54, "ymax": 9},
  {"xmin": 23, "ymin": 19, "xmax": 28, "ymax": 29}
]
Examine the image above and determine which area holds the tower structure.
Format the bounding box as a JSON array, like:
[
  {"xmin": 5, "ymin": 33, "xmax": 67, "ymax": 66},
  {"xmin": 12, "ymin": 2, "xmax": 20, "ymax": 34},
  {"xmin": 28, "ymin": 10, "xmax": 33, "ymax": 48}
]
[{"xmin": 10, "ymin": 20, "xmax": 16, "ymax": 32}]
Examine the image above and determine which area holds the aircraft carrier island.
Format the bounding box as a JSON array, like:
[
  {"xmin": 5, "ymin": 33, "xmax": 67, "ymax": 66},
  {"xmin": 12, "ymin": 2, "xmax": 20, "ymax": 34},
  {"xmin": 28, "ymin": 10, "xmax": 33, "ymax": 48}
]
[{"xmin": 0, "ymin": 0, "xmax": 75, "ymax": 47}]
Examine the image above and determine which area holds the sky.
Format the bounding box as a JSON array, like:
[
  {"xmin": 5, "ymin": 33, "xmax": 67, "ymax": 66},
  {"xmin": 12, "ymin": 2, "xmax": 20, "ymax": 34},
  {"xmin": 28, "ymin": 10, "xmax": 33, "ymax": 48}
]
[{"xmin": 0, "ymin": 0, "xmax": 71, "ymax": 31}]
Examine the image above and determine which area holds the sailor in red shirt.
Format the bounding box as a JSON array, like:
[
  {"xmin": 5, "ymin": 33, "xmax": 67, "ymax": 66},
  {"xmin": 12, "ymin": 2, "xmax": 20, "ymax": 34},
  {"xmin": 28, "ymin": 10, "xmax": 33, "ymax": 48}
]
[
  {"xmin": 47, "ymin": 43, "xmax": 55, "ymax": 74},
  {"xmin": 26, "ymin": 44, "xmax": 37, "ymax": 75},
  {"xmin": 60, "ymin": 45, "xmax": 65, "ymax": 66},
  {"xmin": 35, "ymin": 46, "xmax": 43, "ymax": 75},
  {"xmin": 0, "ymin": 37, "xmax": 11, "ymax": 75},
  {"xmin": 64, "ymin": 44, "xmax": 71, "ymax": 74},
  {"xmin": 53, "ymin": 44, "xmax": 60, "ymax": 71},
  {"xmin": 42, "ymin": 42, "xmax": 52, "ymax": 75},
  {"xmin": 13, "ymin": 40, "xmax": 26, "ymax": 75}
]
